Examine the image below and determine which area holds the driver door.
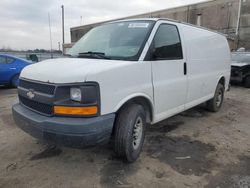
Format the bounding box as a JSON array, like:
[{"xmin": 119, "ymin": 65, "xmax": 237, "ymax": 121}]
[{"xmin": 148, "ymin": 22, "xmax": 187, "ymax": 122}]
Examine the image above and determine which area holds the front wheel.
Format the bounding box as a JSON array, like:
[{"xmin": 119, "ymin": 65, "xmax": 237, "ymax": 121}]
[
  {"xmin": 11, "ymin": 74, "xmax": 20, "ymax": 88},
  {"xmin": 114, "ymin": 104, "xmax": 146, "ymax": 162},
  {"xmin": 244, "ymin": 76, "xmax": 250, "ymax": 88},
  {"xmin": 206, "ymin": 83, "xmax": 224, "ymax": 112}
]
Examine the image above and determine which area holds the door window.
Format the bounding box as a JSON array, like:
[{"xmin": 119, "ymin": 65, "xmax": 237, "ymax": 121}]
[
  {"xmin": 152, "ymin": 24, "xmax": 183, "ymax": 60},
  {"xmin": 0, "ymin": 56, "xmax": 6, "ymax": 64},
  {"xmin": 0, "ymin": 56, "xmax": 14, "ymax": 64},
  {"xmin": 6, "ymin": 57, "xmax": 15, "ymax": 64}
]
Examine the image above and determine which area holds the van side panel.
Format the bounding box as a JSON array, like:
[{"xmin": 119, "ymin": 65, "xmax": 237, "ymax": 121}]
[
  {"xmin": 180, "ymin": 24, "xmax": 231, "ymax": 109},
  {"xmin": 86, "ymin": 61, "xmax": 154, "ymax": 117}
]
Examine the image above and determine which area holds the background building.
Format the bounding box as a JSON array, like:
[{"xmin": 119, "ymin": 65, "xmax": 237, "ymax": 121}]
[{"xmin": 68, "ymin": 0, "xmax": 250, "ymax": 51}]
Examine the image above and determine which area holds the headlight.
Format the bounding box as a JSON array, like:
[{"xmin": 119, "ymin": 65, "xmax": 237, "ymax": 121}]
[
  {"xmin": 54, "ymin": 83, "xmax": 100, "ymax": 116},
  {"xmin": 70, "ymin": 87, "xmax": 82, "ymax": 102}
]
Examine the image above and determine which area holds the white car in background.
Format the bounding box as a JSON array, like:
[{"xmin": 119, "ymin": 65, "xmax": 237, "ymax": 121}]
[{"xmin": 12, "ymin": 18, "xmax": 231, "ymax": 162}]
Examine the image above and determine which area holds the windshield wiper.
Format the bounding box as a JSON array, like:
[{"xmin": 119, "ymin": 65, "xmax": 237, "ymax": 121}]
[
  {"xmin": 64, "ymin": 54, "xmax": 74, "ymax": 58},
  {"xmin": 78, "ymin": 51, "xmax": 110, "ymax": 59}
]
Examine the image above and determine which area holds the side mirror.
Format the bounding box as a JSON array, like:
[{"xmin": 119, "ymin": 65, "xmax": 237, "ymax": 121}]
[{"xmin": 152, "ymin": 48, "xmax": 160, "ymax": 60}]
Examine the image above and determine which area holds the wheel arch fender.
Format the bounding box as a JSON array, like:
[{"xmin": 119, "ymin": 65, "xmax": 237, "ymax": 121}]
[
  {"xmin": 217, "ymin": 75, "xmax": 226, "ymax": 88},
  {"xmin": 113, "ymin": 93, "xmax": 154, "ymax": 124},
  {"xmin": 10, "ymin": 73, "xmax": 20, "ymax": 86}
]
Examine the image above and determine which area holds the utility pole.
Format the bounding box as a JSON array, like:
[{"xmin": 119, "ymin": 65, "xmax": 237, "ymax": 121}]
[
  {"xmin": 61, "ymin": 5, "xmax": 65, "ymax": 54},
  {"xmin": 48, "ymin": 13, "xmax": 53, "ymax": 58},
  {"xmin": 58, "ymin": 42, "xmax": 61, "ymax": 51},
  {"xmin": 187, "ymin": 5, "xmax": 190, "ymax": 23},
  {"xmin": 236, "ymin": 0, "xmax": 242, "ymax": 49},
  {"xmin": 80, "ymin": 16, "xmax": 83, "ymax": 25}
]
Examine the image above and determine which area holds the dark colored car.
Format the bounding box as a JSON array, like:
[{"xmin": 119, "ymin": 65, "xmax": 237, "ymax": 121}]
[
  {"xmin": 230, "ymin": 52, "xmax": 250, "ymax": 88},
  {"xmin": 0, "ymin": 54, "xmax": 32, "ymax": 87}
]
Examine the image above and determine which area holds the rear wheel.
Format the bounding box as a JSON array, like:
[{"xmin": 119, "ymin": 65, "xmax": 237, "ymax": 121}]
[
  {"xmin": 11, "ymin": 74, "xmax": 20, "ymax": 88},
  {"xmin": 206, "ymin": 83, "xmax": 224, "ymax": 112},
  {"xmin": 244, "ymin": 76, "xmax": 250, "ymax": 88},
  {"xmin": 114, "ymin": 104, "xmax": 146, "ymax": 162}
]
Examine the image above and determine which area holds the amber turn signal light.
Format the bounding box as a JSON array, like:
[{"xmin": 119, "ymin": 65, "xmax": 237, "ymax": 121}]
[{"xmin": 54, "ymin": 106, "xmax": 98, "ymax": 116}]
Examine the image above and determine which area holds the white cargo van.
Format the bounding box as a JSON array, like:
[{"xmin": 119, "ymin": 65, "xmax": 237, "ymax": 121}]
[{"xmin": 12, "ymin": 19, "xmax": 231, "ymax": 162}]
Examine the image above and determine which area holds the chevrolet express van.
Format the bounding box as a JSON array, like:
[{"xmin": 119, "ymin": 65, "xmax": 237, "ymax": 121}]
[{"xmin": 12, "ymin": 19, "xmax": 231, "ymax": 162}]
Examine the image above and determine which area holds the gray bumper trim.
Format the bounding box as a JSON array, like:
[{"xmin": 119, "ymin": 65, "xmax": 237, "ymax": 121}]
[{"xmin": 12, "ymin": 104, "xmax": 115, "ymax": 147}]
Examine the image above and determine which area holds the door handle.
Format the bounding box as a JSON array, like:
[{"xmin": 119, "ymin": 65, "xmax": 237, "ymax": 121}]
[
  {"xmin": 10, "ymin": 68, "xmax": 16, "ymax": 70},
  {"xmin": 184, "ymin": 62, "xmax": 187, "ymax": 75}
]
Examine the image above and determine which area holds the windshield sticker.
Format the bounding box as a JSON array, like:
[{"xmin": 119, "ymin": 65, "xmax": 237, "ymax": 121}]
[{"xmin": 128, "ymin": 23, "xmax": 149, "ymax": 28}]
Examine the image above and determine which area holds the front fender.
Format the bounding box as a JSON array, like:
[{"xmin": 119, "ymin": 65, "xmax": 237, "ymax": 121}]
[{"xmin": 113, "ymin": 93, "xmax": 154, "ymax": 113}]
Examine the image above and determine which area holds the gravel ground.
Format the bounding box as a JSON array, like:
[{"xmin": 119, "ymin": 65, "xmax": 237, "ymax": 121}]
[{"xmin": 0, "ymin": 86, "xmax": 249, "ymax": 188}]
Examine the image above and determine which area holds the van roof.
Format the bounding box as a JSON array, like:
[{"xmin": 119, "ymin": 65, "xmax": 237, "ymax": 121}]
[{"xmin": 107, "ymin": 18, "xmax": 226, "ymax": 37}]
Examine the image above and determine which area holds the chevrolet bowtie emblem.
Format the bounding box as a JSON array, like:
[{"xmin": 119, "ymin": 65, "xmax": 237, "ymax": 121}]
[{"xmin": 27, "ymin": 90, "xmax": 35, "ymax": 99}]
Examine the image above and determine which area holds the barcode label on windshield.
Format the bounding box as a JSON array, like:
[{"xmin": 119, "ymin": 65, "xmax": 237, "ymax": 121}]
[{"xmin": 128, "ymin": 23, "xmax": 149, "ymax": 28}]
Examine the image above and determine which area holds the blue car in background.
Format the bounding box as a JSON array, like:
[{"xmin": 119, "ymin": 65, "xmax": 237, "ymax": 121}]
[{"xmin": 0, "ymin": 54, "xmax": 32, "ymax": 87}]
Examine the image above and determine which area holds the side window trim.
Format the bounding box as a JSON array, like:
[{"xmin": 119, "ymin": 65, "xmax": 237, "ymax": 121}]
[{"xmin": 147, "ymin": 23, "xmax": 183, "ymax": 61}]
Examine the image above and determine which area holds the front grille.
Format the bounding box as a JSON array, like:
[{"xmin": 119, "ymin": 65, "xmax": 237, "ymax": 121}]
[
  {"xmin": 19, "ymin": 96, "xmax": 53, "ymax": 115},
  {"xmin": 19, "ymin": 79, "xmax": 55, "ymax": 95}
]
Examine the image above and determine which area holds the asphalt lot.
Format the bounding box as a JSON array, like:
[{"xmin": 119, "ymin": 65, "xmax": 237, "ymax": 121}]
[{"xmin": 0, "ymin": 86, "xmax": 250, "ymax": 188}]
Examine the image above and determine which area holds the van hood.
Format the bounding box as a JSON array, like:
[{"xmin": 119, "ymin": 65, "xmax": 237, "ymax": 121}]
[{"xmin": 20, "ymin": 58, "xmax": 134, "ymax": 83}]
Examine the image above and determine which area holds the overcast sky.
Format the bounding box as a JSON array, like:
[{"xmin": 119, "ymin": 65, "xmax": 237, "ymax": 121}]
[{"xmin": 0, "ymin": 0, "xmax": 208, "ymax": 50}]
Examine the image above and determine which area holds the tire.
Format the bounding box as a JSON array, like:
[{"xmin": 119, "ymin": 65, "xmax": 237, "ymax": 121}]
[
  {"xmin": 206, "ymin": 83, "xmax": 224, "ymax": 112},
  {"xmin": 114, "ymin": 103, "xmax": 146, "ymax": 162},
  {"xmin": 244, "ymin": 76, "xmax": 250, "ymax": 88},
  {"xmin": 11, "ymin": 74, "xmax": 20, "ymax": 88}
]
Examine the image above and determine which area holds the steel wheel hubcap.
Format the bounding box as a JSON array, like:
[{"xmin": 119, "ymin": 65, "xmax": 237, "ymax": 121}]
[
  {"xmin": 132, "ymin": 117, "xmax": 143, "ymax": 150},
  {"xmin": 216, "ymin": 90, "xmax": 222, "ymax": 107}
]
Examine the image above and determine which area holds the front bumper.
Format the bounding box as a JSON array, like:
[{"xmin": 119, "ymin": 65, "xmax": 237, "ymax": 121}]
[{"xmin": 12, "ymin": 104, "xmax": 115, "ymax": 147}]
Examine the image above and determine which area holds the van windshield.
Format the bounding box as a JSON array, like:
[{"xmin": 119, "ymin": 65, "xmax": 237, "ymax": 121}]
[{"xmin": 68, "ymin": 21, "xmax": 155, "ymax": 61}]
